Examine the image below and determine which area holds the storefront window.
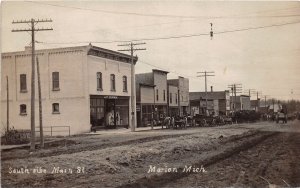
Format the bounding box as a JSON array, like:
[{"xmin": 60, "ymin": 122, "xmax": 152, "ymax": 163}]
[
  {"xmin": 91, "ymin": 96, "xmax": 129, "ymax": 129},
  {"xmin": 142, "ymin": 105, "xmax": 154, "ymax": 126},
  {"xmin": 90, "ymin": 98, "xmax": 105, "ymax": 126},
  {"xmin": 115, "ymin": 99, "xmax": 129, "ymax": 127}
]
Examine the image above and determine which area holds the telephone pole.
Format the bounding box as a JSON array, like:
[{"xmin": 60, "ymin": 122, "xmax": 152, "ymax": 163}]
[
  {"xmin": 36, "ymin": 56, "xmax": 44, "ymax": 148},
  {"xmin": 12, "ymin": 18, "xmax": 53, "ymax": 150},
  {"xmin": 6, "ymin": 76, "xmax": 9, "ymax": 131},
  {"xmin": 197, "ymin": 71, "xmax": 215, "ymax": 115},
  {"xmin": 118, "ymin": 42, "xmax": 146, "ymax": 132},
  {"xmin": 244, "ymin": 89, "xmax": 256, "ymax": 98},
  {"xmin": 263, "ymin": 95, "xmax": 270, "ymax": 108},
  {"xmin": 256, "ymin": 91, "xmax": 262, "ymax": 111},
  {"xmin": 228, "ymin": 84, "xmax": 242, "ymax": 112}
]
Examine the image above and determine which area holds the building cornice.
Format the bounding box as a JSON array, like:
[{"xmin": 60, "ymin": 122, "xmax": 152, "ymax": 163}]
[
  {"xmin": 2, "ymin": 45, "xmax": 137, "ymax": 64},
  {"xmin": 88, "ymin": 45, "xmax": 138, "ymax": 65}
]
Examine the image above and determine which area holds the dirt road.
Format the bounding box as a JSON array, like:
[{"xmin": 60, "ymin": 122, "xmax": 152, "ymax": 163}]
[{"xmin": 1, "ymin": 121, "xmax": 300, "ymax": 188}]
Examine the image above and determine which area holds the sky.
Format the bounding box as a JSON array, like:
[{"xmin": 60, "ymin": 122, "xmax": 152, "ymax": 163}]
[{"xmin": 1, "ymin": 1, "xmax": 300, "ymax": 100}]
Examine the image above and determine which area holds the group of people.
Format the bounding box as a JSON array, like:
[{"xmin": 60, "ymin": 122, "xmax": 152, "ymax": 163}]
[{"xmin": 151, "ymin": 114, "xmax": 192, "ymax": 129}]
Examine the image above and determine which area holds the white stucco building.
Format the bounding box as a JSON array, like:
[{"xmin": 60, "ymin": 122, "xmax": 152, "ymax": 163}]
[{"xmin": 1, "ymin": 44, "xmax": 137, "ymax": 135}]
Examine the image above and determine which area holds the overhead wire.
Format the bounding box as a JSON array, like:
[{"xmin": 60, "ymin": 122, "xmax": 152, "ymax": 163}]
[
  {"xmin": 36, "ymin": 19, "xmax": 300, "ymax": 45},
  {"xmin": 27, "ymin": 1, "xmax": 300, "ymax": 19}
]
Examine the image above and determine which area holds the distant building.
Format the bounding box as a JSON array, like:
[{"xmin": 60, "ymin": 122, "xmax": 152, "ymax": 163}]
[
  {"xmin": 1, "ymin": 44, "xmax": 136, "ymax": 135},
  {"xmin": 230, "ymin": 95, "xmax": 251, "ymax": 111},
  {"xmin": 135, "ymin": 69, "xmax": 169, "ymax": 127},
  {"xmin": 189, "ymin": 90, "xmax": 230, "ymax": 116},
  {"xmin": 168, "ymin": 84, "xmax": 179, "ymax": 116},
  {"xmin": 251, "ymin": 99, "xmax": 260, "ymax": 111},
  {"xmin": 268, "ymin": 103, "xmax": 282, "ymax": 113},
  {"xmin": 167, "ymin": 76, "xmax": 189, "ymax": 116}
]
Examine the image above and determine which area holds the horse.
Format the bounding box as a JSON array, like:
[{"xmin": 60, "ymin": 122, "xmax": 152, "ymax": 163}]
[{"xmin": 161, "ymin": 116, "xmax": 171, "ymax": 129}]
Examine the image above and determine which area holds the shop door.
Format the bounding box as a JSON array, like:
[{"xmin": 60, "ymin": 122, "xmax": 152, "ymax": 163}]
[{"xmin": 105, "ymin": 99, "xmax": 116, "ymax": 128}]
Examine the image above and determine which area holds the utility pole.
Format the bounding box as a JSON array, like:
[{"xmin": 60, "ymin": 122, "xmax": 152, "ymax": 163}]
[
  {"xmin": 6, "ymin": 76, "xmax": 9, "ymax": 131},
  {"xmin": 244, "ymin": 89, "xmax": 255, "ymax": 98},
  {"xmin": 228, "ymin": 84, "xmax": 242, "ymax": 112},
  {"xmin": 256, "ymin": 91, "xmax": 262, "ymax": 111},
  {"xmin": 263, "ymin": 95, "xmax": 270, "ymax": 108},
  {"xmin": 36, "ymin": 56, "xmax": 44, "ymax": 148},
  {"xmin": 12, "ymin": 18, "xmax": 53, "ymax": 150},
  {"xmin": 118, "ymin": 42, "xmax": 146, "ymax": 132},
  {"xmin": 256, "ymin": 91, "xmax": 262, "ymax": 100},
  {"xmin": 197, "ymin": 71, "xmax": 215, "ymax": 115}
]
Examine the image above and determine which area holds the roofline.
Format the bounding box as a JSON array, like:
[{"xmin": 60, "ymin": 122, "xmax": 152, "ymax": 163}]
[
  {"xmin": 1, "ymin": 45, "xmax": 88, "ymax": 56},
  {"xmin": 152, "ymin": 69, "xmax": 169, "ymax": 74},
  {"xmin": 89, "ymin": 45, "xmax": 138, "ymax": 63},
  {"xmin": 2, "ymin": 44, "xmax": 138, "ymax": 65},
  {"xmin": 189, "ymin": 91, "xmax": 228, "ymax": 94}
]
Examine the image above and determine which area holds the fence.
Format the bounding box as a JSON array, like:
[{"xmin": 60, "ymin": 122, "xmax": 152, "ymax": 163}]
[{"xmin": 35, "ymin": 126, "xmax": 71, "ymax": 136}]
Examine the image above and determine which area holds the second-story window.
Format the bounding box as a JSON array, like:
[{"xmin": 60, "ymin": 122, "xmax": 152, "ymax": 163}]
[
  {"xmin": 20, "ymin": 74, "xmax": 27, "ymax": 92},
  {"xmin": 163, "ymin": 90, "xmax": 166, "ymax": 101},
  {"xmin": 52, "ymin": 103, "xmax": 60, "ymax": 114},
  {"xmin": 175, "ymin": 93, "xmax": 178, "ymax": 104},
  {"xmin": 123, "ymin": 76, "xmax": 127, "ymax": 92},
  {"xmin": 170, "ymin": 93, "xmax": 173, "ymax": 104},
  {"xmin": 97, "ymin": 72, "xmax": 102, "ymax": 91},
  {"xmin": 52, "ymin": 72, "xmax": 60, "ymax": 91},
  {"xmin": 156, "ymin": 89, "xmax": 159, "ymax": 101},
  {"xmin": 110, "ymin": 74, "xmax": 116, "ymax": 91}
]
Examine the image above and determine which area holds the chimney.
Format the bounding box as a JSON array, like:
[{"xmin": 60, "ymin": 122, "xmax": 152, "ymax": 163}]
[
  {"xmin": 25, "ymin": 46, "xmax": 32, "ymax": 52},
  {"xmin": 211, "ymin": 86, "xmax": 213, "ymax": 92}
]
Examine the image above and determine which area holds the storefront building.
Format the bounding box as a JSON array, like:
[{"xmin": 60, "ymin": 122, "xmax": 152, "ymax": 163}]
[
  {"xmin": 136, "ymin": 69, "xmax": 168, "ymax": 127},
  {"xmin": 167, "ymin": 76, "xmax": 189, "ymax": 116},
  {"xmin": 189, "ymin": 90, "xmax": 230, "ymax": 116},
  {"xmin": 168, "ymin": 84, "xmax": 179, "ymax": 116},
  {"xmin": 1, "ymin": 44, "xmax": 137, "ymax": 135}
]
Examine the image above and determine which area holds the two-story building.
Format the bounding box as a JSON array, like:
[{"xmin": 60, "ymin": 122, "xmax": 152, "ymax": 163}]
[
  {"xmin": 135, "ymin": 69, "xmax": 168, "ymax": 127},
  {"xmin": 1, "ymin": 44, "xmax": 137, "ymax": 135},
  {"xmin": 167, "ymin": 84, "xmax": 179, "ymax": 116},
  {"xmin": 167, "ymin": 76, "xmax": 189, "ymax": 116}
]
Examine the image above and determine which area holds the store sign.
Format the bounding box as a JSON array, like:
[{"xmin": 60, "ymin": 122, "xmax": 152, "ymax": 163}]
[{"xmin": 103, "ymin": 95, "xmax": 118, "ymax": 99}]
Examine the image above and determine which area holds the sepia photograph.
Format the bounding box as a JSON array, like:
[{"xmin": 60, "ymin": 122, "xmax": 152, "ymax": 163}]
[{"xmin": 1, "ymin": 1, "xmax": 300, "ymax": 187}]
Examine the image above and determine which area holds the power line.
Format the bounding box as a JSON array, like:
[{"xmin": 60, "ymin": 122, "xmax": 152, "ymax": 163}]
[
  {"xmin": 26, "ymin": 2, "xmax": 300, "ymax": 39},
  {"xmin": 28, "ymin": 1, "xmax": 300, "ymax": 19},
  {"xmin": 138, "ymin": 59, "xmax": 199, "ymax": 80},
  {"xmin": 36, "ymin": 20, "xmax": 300, "ymax": 45},
  {"xmin": 215, "ymin": 20, "xmax": 300, "ymax": 35}
]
